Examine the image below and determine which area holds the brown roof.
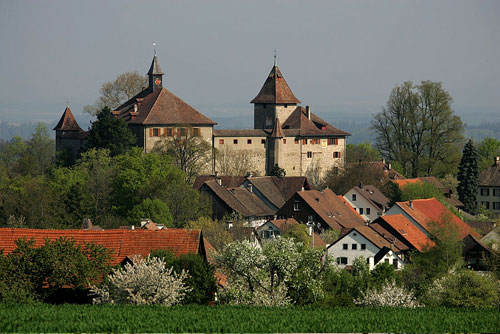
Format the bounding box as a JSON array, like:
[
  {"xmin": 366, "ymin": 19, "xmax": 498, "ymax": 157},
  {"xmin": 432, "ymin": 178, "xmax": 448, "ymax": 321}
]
[
  {"xmin": 193, "ymin": 175, "xmax": 246, "ymax": 190},
  {"xmin": 213, "ymin": 129, "xmax": 268, "ymax": 137},
  {"xmin": 465, "ymin": 220, "xmax": 497, "ymax": 236},
  {"xmin": 352, "ymin": 185, "xmax": 390, "ymax": 211},
  {"xmin": 247, "ymin": 176, "xmax": 310, "ymax": 209},
  {"xmin": 369, "ymin": 222, "xmax": 409, "ymax": 252},
  {"xmin": 296, "ymin": 189, "xmax": 365, "ymax": 230},
  {"xmin": 282, "ymin": 106, "xmax": 350, "ymax": 137},
  {"xmin": 251, "ymin": 65, "xmax": 300, "ymax": 104},
  {"xmin": 374, "ymin": 215, "xmax": 434, "ymax": 252},
  {"xmin": 478, "ymin": 162, "xmax": 500, "ymax": 187},
  {"xmin": 115, "ymin": 87, "xmax": 216, "ymax": 126},
  {"xmin": 53, "ymin": 107, "xmax": 84, "ymax": 132},
  {"xmin": 462, "ymin": 233, "xmax": 493, "ymax": 255},
  {"xmin": 329, "ymin": 225, "xmax": 402, "ymax": 252},
  {"xmin": 270, "ymin": 118, "xmax": 284, "ymax": 138},
  {"xmin": 338, "ymin": 196, "xmax": 365, "ymax": 220},
  {"xmin": 0, "ymin": 228, "xmax": 205, "ymax": 266}
]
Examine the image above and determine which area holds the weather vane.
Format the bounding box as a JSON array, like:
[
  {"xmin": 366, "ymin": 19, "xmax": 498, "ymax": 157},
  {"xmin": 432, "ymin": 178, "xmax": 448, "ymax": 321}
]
[
  {"xmin": 274, "ymin": 50, "xmax": 277, "ymax": 66},
  {"xmin": 153, "ymin": 42, "xmax": 157, "ymax": 56}
]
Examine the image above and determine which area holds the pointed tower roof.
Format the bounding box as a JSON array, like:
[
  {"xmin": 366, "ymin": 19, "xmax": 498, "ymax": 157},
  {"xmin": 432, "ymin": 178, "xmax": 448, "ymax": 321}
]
[
  {"xmin": 251, "ymin": 65, "xmax": 300, "ymax": 104},
  {"xmin": 147, "ymin": 54, "xmax": 164, "ymax": 75},
  {"xmin": 53, "ymin": 107, "xmax": 84, "ymax": 131},
  {"xmin": 269, "ymin": 117, "xmax": 284, "ymax": 138}
]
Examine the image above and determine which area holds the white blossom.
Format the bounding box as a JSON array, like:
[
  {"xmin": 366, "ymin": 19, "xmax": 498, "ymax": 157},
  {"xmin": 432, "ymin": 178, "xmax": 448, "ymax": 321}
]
[{"xmin": 354, "ymin": 280, "xmax": 420, "ymax": 308}]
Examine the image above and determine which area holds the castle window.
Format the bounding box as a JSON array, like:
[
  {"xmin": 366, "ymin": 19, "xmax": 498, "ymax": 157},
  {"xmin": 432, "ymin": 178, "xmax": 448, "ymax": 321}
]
[
  {"xmin": 333, "ymin": 152, "xmax": 341, "ymax": 158},
  {"xmin": 219, "ymin": 139, "xmax": 224, "ymax": 145},
  {"xmin": 261, "ymin": 139, "xmax": 266, "ymax": 144},
  {"xmin": 233, "ymin": 139, "xmax": 238, "ymax": 144},
  {"xmin": 283, "ymin": 139, "xmax": 286, "ymax": 144},
  {"xmin": 247, "ymin": 139, "xmax": 252, "ymax": 144},
  {"xmin": 284, "ymin": 104, "xmax": 288, "ymax": 108},
  {"xmin": 294, "ymin": 139, "xmax": 299, "ymax": 144},
  {"xmin": 307, "ymin": 152, "xmax": 312, "ymax": 158},
  {"xmin": 302, "ymin": 139, "xmax": 307, "ymax": 145}
]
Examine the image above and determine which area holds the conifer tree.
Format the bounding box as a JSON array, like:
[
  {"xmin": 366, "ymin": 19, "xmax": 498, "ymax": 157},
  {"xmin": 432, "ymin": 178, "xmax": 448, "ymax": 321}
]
[{"xmin": 457, "ymin": 139, "xmax": 479, "ymax": 214}]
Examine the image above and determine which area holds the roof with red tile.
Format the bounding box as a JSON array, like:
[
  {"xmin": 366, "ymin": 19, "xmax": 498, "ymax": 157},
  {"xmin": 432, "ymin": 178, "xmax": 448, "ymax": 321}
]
[
  {"xmin": 53, "ymin": 107, "xmax": 84, "ymax": 132},
  {"xmin": 392, "ymin": 178, "xmax": 421, "ymax": 189},
  {"xmin": 282, "ymin": 106, "xmax": 350, "ymax": 137},
  {"xmin": 251, "ymin": 65, "xmax": 300, "ymax": 104},
  {"xmin": 0, "ymin": 228, "xmax": 204, "ymax": 266},
  {"xmin": 396, "ymin": 198, "xmax": 480, "ymax": 239},
  {"xmin": 376, "ymin": 214, "xmax": 435, "ymax": 252}
]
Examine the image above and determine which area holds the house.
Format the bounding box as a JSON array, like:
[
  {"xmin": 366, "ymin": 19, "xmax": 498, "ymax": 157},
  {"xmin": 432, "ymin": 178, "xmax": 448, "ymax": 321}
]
[
  {"xmin": 256, "ymin": 218, "xmax": 326, "ymax": 248},
  {"xmin": 477, "ymin": 156, "xmax": 500, "ymax": 214},
  {"xmin": 343, "ymin": 184, "xmax": 390, "ymax": 222},
  {"xmin": 327, "ymin": 225, "xmax": 405, "ymax": 270},
  {"xmin": 0, "ymin": 228, "xmax": 209, "ymax": 265},
  {"xmin": 226, "ymin": 226, "xmax": 262, "ymax": 248},
  {"xmin": 385, "ymin": 198, "xmax": 479, "ymax": 240},
  {"xmin": 462, "ymin": 234, "xmax": 495, "ymax": 271},
  {"xmin": 276, "ymin": 188, "xmax": 365, "ymax": 232}
]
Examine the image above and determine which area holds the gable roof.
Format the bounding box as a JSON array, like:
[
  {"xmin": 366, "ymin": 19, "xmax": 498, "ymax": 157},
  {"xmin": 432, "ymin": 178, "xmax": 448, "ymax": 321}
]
[
  {"xmin": 375, "ymin": 214, "xmax": 435, "ymax": 252},
  {"xmin": 246, "ymin": 176, "xmax": 310, "ymax": 209},
  {"xmin": 193, "ymin": 175, "xmax": 247, "ymax": 190},
  {"xmin": 351, "ymin": 185, "xmax": 390, "ymax": 211},
  {"xmin": 282, "ymin": 106, "xmax": 350, "ymax": 137},
  {"xmin": 328, "ymin": 225, "xmax": 401, "ymax": 253},
  {"xmin": 478, "ymin": 162, "xmax": 500, "ymax": 187},
  {"xmin": 259, "ymin": 218, "xmax": 326, "ymax": 248},
  {"xmin": 53, "ymin": 107, "xmax": 84, "ymax": 132},
  {"xmin": 462, "ymin": 233, "xmax": 493, "ymax": 255},
  {"xmin": 396, "ymin": 198, "xmax": 480, "ymax": 239},
  {"xmin": 368, "ymin": 222, "xmax": 410, "ymax": 252},
  {"xmin": 251, "ymin": 65, "xmax": 300, "ymax": 104},
  {"xmin": 0, "ymin": 228, "xmax": 204, "ymax": 266},
  {"xmin": 115, "ymin": 87, "xmax": 216, "ymax": 126},
  {"xmin": 295, "ymin": 189, "xmax": 365, "ymax": 230},
  {"xmin": 337, "ymin": 196, "xmax": 365, "ymax": 220}
]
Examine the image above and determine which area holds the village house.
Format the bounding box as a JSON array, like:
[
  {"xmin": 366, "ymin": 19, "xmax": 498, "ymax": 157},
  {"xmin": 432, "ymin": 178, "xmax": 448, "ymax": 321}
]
[
  {"xmin": 256, "ymin": 218, "xmax": 326, "ymax": 248},
  {"xmin": 477, "ymin": 156, "xmax": 500, "ymax": 214},
  {"xmin": 343, "ymin": 184, "xmax": 390, "ymax": 222}
]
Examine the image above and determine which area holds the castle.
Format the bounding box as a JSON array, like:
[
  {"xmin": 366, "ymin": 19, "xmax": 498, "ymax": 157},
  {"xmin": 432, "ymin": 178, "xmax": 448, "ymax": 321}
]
[{"xmin": 55, "ymin": 54, "xmax": 349, "ymax": 181}]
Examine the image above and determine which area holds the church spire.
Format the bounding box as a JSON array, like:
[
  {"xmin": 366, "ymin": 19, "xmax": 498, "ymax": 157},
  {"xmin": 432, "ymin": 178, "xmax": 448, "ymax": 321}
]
[{"xmin": 147, "ymin": 44, "xmax": 164, "ymax": 92}]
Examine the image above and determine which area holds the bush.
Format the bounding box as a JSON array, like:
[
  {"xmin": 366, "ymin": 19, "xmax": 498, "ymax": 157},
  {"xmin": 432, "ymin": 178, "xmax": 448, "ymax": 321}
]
[
  {"xmin": 354, "ymin": 280, "xmax": 420, "ymax": 308},
  {"xmin": 91, "ymin": 256, "xmax": 191, "ymax": 305},
  {"xmin": 424, "ymin": 270, "xmax": 499, "ymax": 307}
]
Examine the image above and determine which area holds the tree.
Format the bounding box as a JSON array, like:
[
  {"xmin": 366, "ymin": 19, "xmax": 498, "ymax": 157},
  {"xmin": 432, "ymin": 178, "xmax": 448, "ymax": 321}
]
[
  {"xmin": 477, "ymin": 137, "xmax": 500, "ymax": 171},
  {"xmin": 400, "ymin": 181, "xmax": 443, "ymax": 201},
  {"xmin": 215, "ymin": 146, "xmax": 259, "ymax": 176},
  {"xmin": 457, "ymin": 139, "xmax": 479, "ymax": 214},
  {"xmin": 84, "ymin": 71, "xmax": 147, "ymax": 115},
  {"xmin": 128, "ymin": 198, "xmax": 173, "ymax": 227},
  {"xmin": 0, "ymin": 136, "xmax": 26, "ymax": 177},
  {"xmin": 372, "ymin": 81, "xmax": 463, "ymax": 177},
  {"xmin": 18, "ymin": 123, "xmax": 54, "ymax": 176},
  {"xmin": 187, "ymin": 217, "xmax": 232, "ymax": 251},
  {"xmin": 322, "ymin": 162, "xmax": 386, "ymax": 195},
  {"xmin": 86, "ymin": 107, "xmax": 136, "ymax": 157},
  {"xmin": 345, "ymin": 142, "xmax": 381, "ymax": 163},
  {"xmin": 354, "ymin": 280, "xmax": 420, "ymax": 308},
  {"xmin": 154, "ymin": 128, "xmax": 212, "ymax": 183},
  {"xmin": 270, "ymin": 164, "xmax": 286, "ymax": 177}
]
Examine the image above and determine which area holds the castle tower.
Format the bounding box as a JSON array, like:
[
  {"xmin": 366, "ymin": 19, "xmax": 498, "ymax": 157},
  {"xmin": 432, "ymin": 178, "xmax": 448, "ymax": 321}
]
[
  {"xmin": 266, "ymin": 117, "xmax": 284, "ymax": 175},
  {"xmin": 147, "ymin": 52, "xmax": 164, "ymax": 92},
  {"xmin": 251, "ymin": 60, "xmax": 300, "ymax": 130},
  {"xmin": 53, "ymin": 106, "xmax": 87, "ymax": 156}
]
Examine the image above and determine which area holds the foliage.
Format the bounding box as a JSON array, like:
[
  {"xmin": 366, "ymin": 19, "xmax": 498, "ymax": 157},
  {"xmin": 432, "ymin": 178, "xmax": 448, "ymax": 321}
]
[
  {"xmin": 477, "ymin": 137, "xmax": 500, "ymax": 171},
  {"xmin": 151, "ymin": 250, "xmax": 217, "ymax": 305},
  {"xmin": 323, "ymin": 161, "xmax": 386, "ymax": 195},
  {"xmin": 215, "ymin": 146, "xmax": 259, "ymax": 176},
  {"xmin": 354, "ymin": 280, "xmax": 420, "ymax": 308},
  {"xmin": 439, "ymin": 173, "xmax": 458, "ymax": 195},
  {"xmin": 154, "ymin": 128, "xmax": 212, "ymax": 183},
  {"xmin": 400, "ymin": 181, "xmax": 443, "ymax": 201},
  {"xmin": 457, "ymin": 139, "xmax": 479, "ymax": 214},
  {"xmin": 379, "ymin": 180, "xmax": 402, "ymax": 205},
  {"xmin": 320, "ymin": 229, "xmax": 340, "ymax": 245},
  {"xmin": 345, "ymin": 141, "xmax": 381, "ymax": 163},
  {"xmin": 216, "ymin": 238, "xmax": 329, "ymax": 305},
  {"xmin": 91, "ymin": 256, "xmax": 190, "ymax": 305},
  {"xmin": 86, "ymin": 107, "xmax": 136, "ymax": 157},
  {"xmin": 128, "ymin": 198, "xmax": 173, "ymax": 227},
  {"xmin": 370, "ymin": 262, "xmax": 397, "ymax": 288},
  {"xmin": 1, "ymin": 305, "xmax": 500, "ymax": 333},
  {"xmin": 0, "ymin": 136, "xmax": 26, "ymax": 177},
  {"xmin": 18, "ymin": 123, "xmax": 55, "ymax": 177},
  {"xmin": 270, "ymin": 164, "xmax": 286, "ymax": 177},
  {"xmin": 372, "ymin": 81, "xmax": 463, "ymax": 177},
  {"xmin": 187, "ymin": 216, "xmax": 232, "ymax": 251},
  {"xmin": 424, "ymin": 270, "xmax": 499, "ymax": 307},
  {"xmin": 84, "ymin": 71, "xmax": 147, "ymax": 115}
]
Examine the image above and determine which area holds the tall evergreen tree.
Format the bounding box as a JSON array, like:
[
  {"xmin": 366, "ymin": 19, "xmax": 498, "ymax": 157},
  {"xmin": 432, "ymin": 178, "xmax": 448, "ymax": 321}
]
[
  {"xmin": 457, "ymin": 139, "xmax": 479, "ymax": 214},
  {"xmin": 86, "ymin": 107, "xmax": 136, "ymax": 156}
]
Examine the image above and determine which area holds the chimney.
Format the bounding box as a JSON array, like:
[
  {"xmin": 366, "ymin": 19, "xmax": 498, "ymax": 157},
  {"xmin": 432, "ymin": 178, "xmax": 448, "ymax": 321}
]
[
  {"xmin": 301, "ymin": 186, "xmax": 305, "ymax": 191},
  {"xmin": 364, "ymin": 220, "xmax": 369, "ymax": 226},
  {"xmin": 131, "ymin": 225, "xmax": 135, "ymax": 230},
  {"xmin": 388, "ymin": 163, "xmax": 392, "ymax": 170},
  {"xmin": 305, "ymin": 106, "xmax": 311, "ymax": 120},
  {"xmin": 217, "ymin": 178, "xmax": 222, "ymax": 186},
  {"xmin": 274, "ymin": 215, "xmax": 277, "ymax": 220},
  {"xmin": 248, "ymin": 184, "xmax": 253, "ymax": 193},
  {"xmin": 495, "ymin": 156, "xmax": 500, "ymax": 166},
  {"xmin": 409, "ymin": 200, "xmax": 413, "ymax": 209},
  {"xmin": 134, "ymin": 104, "xmax": 138, "ymax": 113}
]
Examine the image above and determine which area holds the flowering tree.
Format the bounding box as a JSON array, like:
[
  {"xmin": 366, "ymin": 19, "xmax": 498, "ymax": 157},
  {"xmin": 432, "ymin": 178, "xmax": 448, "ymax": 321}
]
[
  {"xmin": 90, "ymin": 256, "xmax": 191, "ymax": 305},
  {"xmin": 216, "ymin": 238, "xmax": 329, "ymax": 305},
  {"xmin": 354, "ymin": 280, "xmax": 420, "ymax": 308}
]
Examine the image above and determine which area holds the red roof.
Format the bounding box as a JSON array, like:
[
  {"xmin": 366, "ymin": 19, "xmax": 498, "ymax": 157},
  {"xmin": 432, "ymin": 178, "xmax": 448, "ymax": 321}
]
[
  {"xmin": 378, "ymin": 214, "xmax": 435, "ymax": 252},
  {"xmin": 392, "ymin": 178, "xmax": 421, "ymax": 189},
  {"xmin": 53, "ymin": 107, "xmax": 84, "ymax": 132},
  {"xmin": 397, "ymin": 198, "xmax": 480, "ymax": 239},
  {"xmin": 251, "ymin": 65, "xmax": 300, "ymax": 104},
  {"xmin": 0, "ymin": 228, "xmax": 204, "ymax": 266}
]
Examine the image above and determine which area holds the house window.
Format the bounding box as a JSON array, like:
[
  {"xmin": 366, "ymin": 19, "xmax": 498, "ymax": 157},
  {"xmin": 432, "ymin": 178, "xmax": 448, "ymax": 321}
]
[
  {"xmin": 284, "ymin": 104, "xmax": 288, "ymax": 108},
  {"xmin": 333, "ymin": 152, "xmax": 341, "ymax": 158},
  {"xmin": 480, "ymin": 188, "xmax": 490, "ymax": 196},
  {"xmin": 283, "ymin": 139, "xmax": 286, "ymax": 144},
  {"xmin": 247, "ymin": 139, "xmax": 252, "ymax": 144},
  {"xmin": 302, "ymin": 139, "xmax": 307, "ymax": 145},
  {"xmin": 152, "ymin": 128, "xmax": 159, "ymax": 137},
  {"xmin": 219, "ymin": 139, "xmax": 224, "ymax": 145},
  {"xmin": 352, "ymin": 194, "xmax": 356, "ymax": 201},
  {"xmin": 343, "ymin": 244, "xmax": 348, "ymax": 250},
  {"xmin": 359, "ymin": 208, "xmax": 364, "ymax": 215},
  {"xmin": 366, "ymin": 208, "xmax": 371, "ymax": 215},
  {"xmin": 308, "ymin": 215, "xmax": 314, "ymax": 222},
  {"xmin": 385, "ymin": 259, "xmax": 390, "ymax": 264},
  {"xmin": 192, "ymin": 128, "xmax": 200, "ymax": 136},
  {"xmin": 180, "ymin": 128, "xmax": 187, "ymax": 136},
  {"xmin": 166, "ymin": 128, "xmax": 173, "ymax": 137},
  {"xmin": 337, "ymin": 257, "xmax": 348, "ymax": 265},
  {"xmin": 493, "ymin": 202, "xmax": 500, "ymax": 210},
  {"xmin": 393, "ymin": 259, "xmax": 398, "ymax": 269},
  {"xmin": 352, "ymin": 244, "xmax": 357, "ymax": 250},
  {"xmin": 361, "ymin": 244, "xmax": 366, "ymax": 250},
  {"xmin": 328, "ymin": 138, "xmax": 333, "ymax": 145},
  {"xmin": 494, "ymin": 189, "xmax": 500, "ymax": 197},
  {"xmin": 482, "ymin": 201, "xmax": 490, "ymax": 209},
  {"xmin": 233, "ymin": 139, "xmax": 238, "ymax": 144},
  {"xmin": 261, "ymin": 139, "xmax": 266, "ymax": 144},
  {"xmin": 293, "ymin": 201, "xmax": 300, "ymax": 211},
  {"xmin": 294, "ymin": 139, "xmax": 299, "ymax": 144},
  {"xmin": 307, "ymin": 152, "xmax": 312, "ymax": 158}
]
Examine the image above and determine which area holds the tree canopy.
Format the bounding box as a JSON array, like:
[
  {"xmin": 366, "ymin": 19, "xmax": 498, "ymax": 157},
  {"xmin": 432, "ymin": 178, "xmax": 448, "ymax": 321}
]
[{"xmin": 457, "ymin": 139, "xmax": 479, "ymax": 214}]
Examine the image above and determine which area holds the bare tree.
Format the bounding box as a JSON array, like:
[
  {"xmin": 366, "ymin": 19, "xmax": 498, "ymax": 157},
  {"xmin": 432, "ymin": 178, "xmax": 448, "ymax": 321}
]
[
  {"xmin": 84, "ymin": 71, "xmax": 148, "ymax": 115},
  {"xmin": 215, "ymin": 146, "xmax": 259, "ymax": 176}
]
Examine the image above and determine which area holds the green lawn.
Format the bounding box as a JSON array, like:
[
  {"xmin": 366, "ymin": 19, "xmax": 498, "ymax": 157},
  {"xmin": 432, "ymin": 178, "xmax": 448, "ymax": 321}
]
[{"xmin": 0, "ymin": 304, "xmax": 498, "ymax": 333}]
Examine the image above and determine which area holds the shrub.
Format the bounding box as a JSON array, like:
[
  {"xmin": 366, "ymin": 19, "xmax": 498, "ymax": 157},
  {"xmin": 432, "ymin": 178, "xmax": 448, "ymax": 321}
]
[
  {"xmin": 424, "ymin": 270, "xmax": 499, "ymax": 307},
  {"xmin": 91, "ymin": 256, "xmax": 191, "ymax": 305},
  {"xmin": 354, "ymin": 280, "xmax": 420, "ymax": 308}
]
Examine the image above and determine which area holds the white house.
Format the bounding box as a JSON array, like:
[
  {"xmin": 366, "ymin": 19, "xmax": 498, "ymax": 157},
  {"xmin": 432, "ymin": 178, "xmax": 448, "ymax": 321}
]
[
  {"xmin": 343, "ymin": 185, "xmax": 390, "ymax": 222},
  {"xmin": 327, "ymin": 225, "xmax": 404, "ymax": 270}
]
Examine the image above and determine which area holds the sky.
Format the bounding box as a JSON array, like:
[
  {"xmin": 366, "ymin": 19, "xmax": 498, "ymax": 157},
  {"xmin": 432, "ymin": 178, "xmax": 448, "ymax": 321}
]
[{"xmin": 0, "ymin": 0, "xmax": 499, "ymax": 127}]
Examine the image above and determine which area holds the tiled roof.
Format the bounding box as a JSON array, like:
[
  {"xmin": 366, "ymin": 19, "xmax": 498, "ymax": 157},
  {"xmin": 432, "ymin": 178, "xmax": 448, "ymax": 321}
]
[
  {"xmin": 270, "ymin": 118, "xmax": 284, "ymax": 138},
  {"xmin": 251, "ymin": 65, "xmax": 300, "ymax": 104},
  {"xmin": 478, "ymin": 163, "xmax": 500, "ymax": 187},
  {"xmin": 115, "ymin": 87, "xmax": 216, "ymax": 126},
  {"xmin": 352, "ymin": 185, "xmax": 390, "ymax": 211},
  {"xmin": 0, "ymin": 228, "xmax": 204, "ymax": 266},
  {"xmin": 282, "ymin": 106, "xmax": 350, "ymax": 137},
  {"xmin": 329, "ymin": 225, "xmax": 402, "ymax": 253},
  {"xmin": 337, "ymin": 196, "xmax": 365, "ymax": 220},
  {"xmin": 246, "ymin": 176, "xmax": 310, "ymax": 209},
  {"xmin": 213, "ymin": 129, "xmax": 268, "ymax": 137},
  {"xmin": 462, "ymin": 234, "xmax": 493, "ymax": 254},
  {"xmin": 397, "ymin": 198, "xmax": 480, "ymax": 239},
  {"xmin": 53, "ymin": 107, "xmax": 84, "ymax": 132},
  {"xmin": 465, "ymin": 220, "xmax": 497, "ymax": 236},
  {"xmin": 369, "ymin": 221, "xmax": 410, "ymax": 252},
  {"xmin": 376, "ymin": 214, "xmax": 434, "ymax": 252},
  {"xmin": 193, "ymin": 176, "xmax": 246, "ymax": 190},
  {"xmin": 392, "ymin": 178, "xmax": 421, "ymax": 189},
  {"xmin": 296, "ymin": 189, "xmax": 365, "ymax": 230}
]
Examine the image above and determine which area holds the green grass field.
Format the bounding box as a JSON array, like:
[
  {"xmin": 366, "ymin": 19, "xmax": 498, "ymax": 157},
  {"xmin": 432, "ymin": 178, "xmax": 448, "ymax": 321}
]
[{"xmin": 0, "ymin": 304, "xmax": 498, "ymax": 333}]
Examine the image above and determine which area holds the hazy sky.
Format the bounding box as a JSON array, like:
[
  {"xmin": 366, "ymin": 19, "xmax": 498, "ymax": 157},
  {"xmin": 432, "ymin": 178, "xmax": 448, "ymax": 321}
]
[{"xmin": 1, "ymin": 0, "xmax": 499, "ymax": 125}]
